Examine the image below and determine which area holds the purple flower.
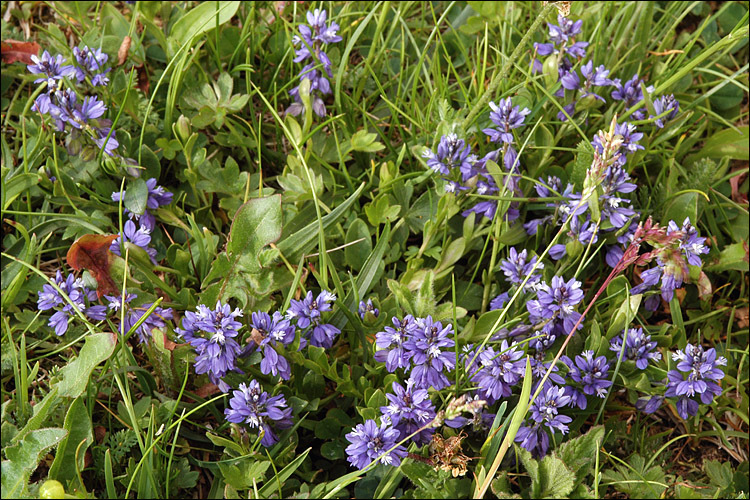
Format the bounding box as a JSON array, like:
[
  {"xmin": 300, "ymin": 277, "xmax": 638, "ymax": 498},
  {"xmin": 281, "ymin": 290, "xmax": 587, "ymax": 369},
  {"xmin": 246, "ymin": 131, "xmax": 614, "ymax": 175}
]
[
  {"xmin": 670, "ymin": 218, "xmax": 709, "ymax": 267},
  {"xmin": 286, "ymin": 290, "xmax": 340, "ymax": 348},
  {"xmin": 561, "ymin": 350, "xmax": 613, "ymax": 401},
  {"xmin": 374, "ymin": 315, "xmax": 418, "ymax": 372},
  {"xmin": 422, "ymin": 133, "xmax": 473, "ymax": 176},
  {"xmin": 288, "ymin": 9, "xmax": 341, "ymax": 117},
  {"xmin": 610, "ymin": 327, "xmax": 661, "ymax": 369},
  {"xmin": 250, "ymin": 311, "xmax": 295, "ymax": 380},
  {"xmin": 466, "ymin": 340, "xmax": 526, "ymax": 404},
  {"xmin": 548, "ymin": 15, "xmax": 583, "ymax": 44},
  {"xmin": 630, "ymin": 266, "xmax": 662, "ymax": 296},
  {"xmin": 528, "ymin": 276, "xmax": 584, "ymax": 334},
  {"xmin": 380, "ymin": 381, "xmax": 436, "ymax": 445},
  {"xmin": 489, "ymin": 292, "xmax": 510, "ymax": 311},
  {"xmin": 499, "ymin": 247, "xmax": 543, "ymax": 291},
  {"xmin": 224, "ymin": 380, "xmax": 293, "ymax": 447},
  {"xmin": 72, "ymin": 45, "xmax": 110, "ymax": 86},
  {"xmin": 345, "ymin": 419, "xmax": 407, "ymax": 469},
  {"xmin": 358, "ymin": 299, "xmax": 379, "ymax": 320},
  {"xmin": 37, "ymin": 270, "xmax": 103, "ymax": 335},
  {"xmin": 405, "ymin": 316, "xmax": 456, "ymax": 391},
  {"xmin": 516, "ymin": 385, "xmax": 572, "ymax": 458},
  {"xmin": 27, "ymin": 50, "xmax": 74, "ymax": 89},
  {"xmin": 611, "ymin": 74, "xmax": 654, "ymax": 120},
  {"xmin": 483, "ymin": 98, "xmax": 531, "ymax": 144},
  {"xmin": 461, "ymin": 200, "xmax": 497, "ymax": 220},
  {"xmin": 650, "ymin": 94, "xmax": 679, "ymax": 128},
  {"xmin": 110, "ymin": 220, "xmax": 157, "ymax": 263},
  {"xmin": 176, "ymin": 301, "xmax": 245, "ymax": 392},
  {"xmin": 95, "ymin": 128, "xmax": 120, "ymax": 156},
  {"xmin": 671, "ymin": 343, "xmax": 726, "ymax": 404}
]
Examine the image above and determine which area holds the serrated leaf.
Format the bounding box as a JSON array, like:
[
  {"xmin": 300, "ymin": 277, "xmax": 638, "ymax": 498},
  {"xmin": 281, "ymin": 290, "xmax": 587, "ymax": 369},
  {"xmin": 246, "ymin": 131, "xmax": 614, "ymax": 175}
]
[
  {"xmin": 557, "ymin": 426, "xmax": 605, "ymax": 484},
  {"xmin": 2, "ymin": 428, "xmax": 67, "ymax": 498},
  {"xmin": 518, "ymin": 445, "xmax": 576, "ymax": 499}
]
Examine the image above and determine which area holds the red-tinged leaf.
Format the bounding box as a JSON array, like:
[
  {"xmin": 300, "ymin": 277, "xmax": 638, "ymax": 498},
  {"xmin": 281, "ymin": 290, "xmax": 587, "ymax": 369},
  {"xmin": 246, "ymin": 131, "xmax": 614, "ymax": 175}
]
[
  {"xmin": 729, "ymin": 166, "xmax": 748, "ymax": 205},
  {"xmin": 162, "ymin": 331, "xmax": 184, "ymax": 351},
  {"xmin": 66, "ymin": 234, "xmax": 120, "ymax": 297},
  {"xmin": 1, "ymin": 39, "xmax": 41, "ymax": 65}
]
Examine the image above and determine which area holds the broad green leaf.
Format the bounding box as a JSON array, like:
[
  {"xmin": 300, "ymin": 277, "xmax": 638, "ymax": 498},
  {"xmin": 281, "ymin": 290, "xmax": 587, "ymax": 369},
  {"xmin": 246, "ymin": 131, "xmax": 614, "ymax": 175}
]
[
  {"xmin": 123, "ymin": 178, "xmax": 149, "ymax": 216},
  {"xmin": 55, "ymin": 333, "xmax": 117, "ymax": 398},
  {"xmin": 571, "ymin": 141, "xmax": 594, "ymax": 191},
  {"xmin": 662, "ymin": 192, "xmax": 698, "ymax": 226},
  {"xmin": 2, "ymin": 428, "xmax": 67, "ymax": 498},
  {"xmin": 689, "ymin": 125, "xmax": 749, "ymax": 161},
  {"xmin": 557, "ymin": 426, "xmax": 605, "ymax": 484},
  {"xmin": 169, "ymin": 1, "xmax": 240, "ymax": 51},
  {"xmin": 517, "ymin": 445, "xmax": 576, "ymax": 499},
  {"xmin": 345, "ymin": 218, "xmax": 372, "ymax": 269},
  {"xmin": 227, "ymin": 195, "xmax": 283, "ymax": 272},
  {"xmin": 606, "ymin": 293, "xmax": 642, "ymax": 339},
  {"xmin": 49, "ymin": 397, "xmax": 93, "ymax": 483},
  {"xmin": 2, "ymin": 173, "xmax": 39, "ymax": 211},
  {"xmin": 705, "ymin": 242, "xmax": 748, "ymax": 272}
]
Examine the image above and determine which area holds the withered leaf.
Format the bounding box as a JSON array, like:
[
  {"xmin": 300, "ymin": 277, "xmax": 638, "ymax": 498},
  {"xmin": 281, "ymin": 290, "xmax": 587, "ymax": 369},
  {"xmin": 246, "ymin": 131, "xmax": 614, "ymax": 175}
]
[
  {"xmin": 1, "ymin": 39, "xmax": 41, "ymax": 65},
  {"xmin": 66, "ymin": 234, "xmax": 119, "ymax": 297}
]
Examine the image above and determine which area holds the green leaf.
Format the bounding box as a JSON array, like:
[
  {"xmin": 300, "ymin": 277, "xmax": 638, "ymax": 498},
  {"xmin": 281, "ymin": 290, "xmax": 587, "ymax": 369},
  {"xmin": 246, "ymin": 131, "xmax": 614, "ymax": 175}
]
[
  {"xmin": 228, "ymin": 195, "xmax": 282, "ymax": 268},
  {"xmin": 124, "ymin": 178, "xmax": 149, "ymax": 216},
  {"xmin": 689, "ymin": 126, "xmax": 749, "ymax": 161},
  {"xmin": 2, "ymin": 428, "xmax": 68, "ymax": 498},
  {"xmin": 55, "ymin": 333, "xmax": 117, "ymax": 398},
  {"xmin": 345, "ymin": 218, "xmax": 372, "ymax": 269},
  {"xmin": 314, "ymin": 418, "xmax": 341, "ymax": 440},
  {"xmin": 2, "ymin": 173, "xmax": 39, "ymax": 211},
  {"xmin": 169, "ymin": 1, "xmax": 240, "ymax": 51},
  {"xmin": 277, "ymin": 182, "xmax": 366, "ymax": 258},
  {"xmin": 571, "ymin": 141, "xmax": 594, "ymax": 191},
  {"xmin": 48, "ymin": 397, "xmax": 93, "ymax": 484},
  {"xmin": 517, "ymin": 445, "xmax": 576, "ymax": 499},
  {"xmin": 557, "ymin": 426, "xmax": 605, "ymax": 485},
  {"xmin": 606, "ymin": 294, "xmax": 642, "ymax": 339},
  {"xmin": 349, "ymin": 130, "xmax": 385, "ymax": 153},
  {"xmin": 705, "ymin": 242, "xmax": 748, "ymax": 272},
  {"xmin": 662, "ymin": 192, "xmax": 698, "ymax": 226}
]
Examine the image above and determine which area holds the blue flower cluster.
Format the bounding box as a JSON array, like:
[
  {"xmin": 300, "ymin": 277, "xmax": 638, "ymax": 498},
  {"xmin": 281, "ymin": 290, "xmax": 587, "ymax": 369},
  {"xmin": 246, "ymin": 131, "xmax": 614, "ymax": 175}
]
[
  {"xmin": 109, "ymin": 178, "xmax": 173, "ymax": 264},
  {"xmin": 249, "ymin": 310, "xmax": 295, "ymax": 380},
  {"xmin": 104, "ymin": 292, "xmax": 174, "ymax": 344},
  {"xmin": 374, "ymin": 315, "xmax": 456, "ymax": 391},
  {"xmin": 37, "ymin": 270, "xmax": 107, "ymax": 335},
  {"xmin": 27, "ymin": 49, "xmax": 119, "ymax": 158},
  {"xmin": 637, "ymin": 343, "xmax": 726, "ymax": 419},
  {"xmin": 609, "ymin": 327, "xmax": 661, "ymax": 369},
  {"xmin": 286, "ymin": 290, "xmax": 340, "ymax": 348},
  {"xmin": 423, "ymin": 97, "xmax": 531, "ymax": 221},
  {"xmin": 630, "ymin": 217, "xmax": 709, "ymax": 306},
  {"xmin": 225, "ymin": 380, "xmax": 293, "ymax": 447},
  {"xmin": 515, "ymin": 385, "xmax": 573, "ymax": 458},
  {"xmin": 345, "ymin": 418, "xmax": 407, "ymax": 470},
  {"xmin": 288, "ymin": 9, "xmax": 342, "ymax": 117},
  {"xmin": 176, "ymin": 301, "xmax": 246, "ymax": 393}
]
